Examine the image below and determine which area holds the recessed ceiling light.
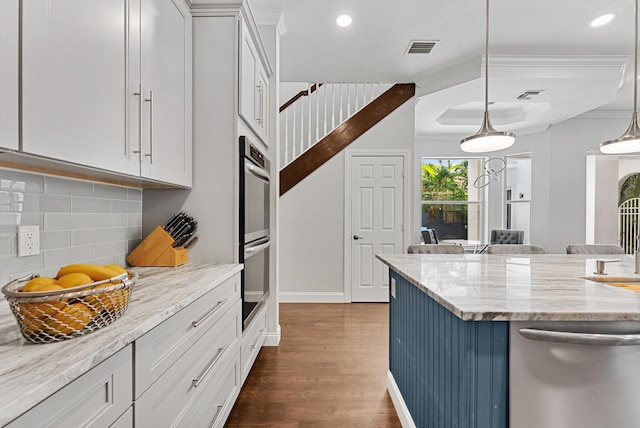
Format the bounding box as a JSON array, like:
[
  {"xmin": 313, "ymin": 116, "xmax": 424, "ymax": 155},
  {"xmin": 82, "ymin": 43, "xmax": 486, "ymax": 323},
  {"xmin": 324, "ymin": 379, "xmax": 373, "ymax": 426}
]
[
  {"xmin": 336, "ymin": 14, "xmax": 352, "ymax": 27},
  {"xmin": 591, "ymin": 13, "xmax": 616, "ymax": 28}
]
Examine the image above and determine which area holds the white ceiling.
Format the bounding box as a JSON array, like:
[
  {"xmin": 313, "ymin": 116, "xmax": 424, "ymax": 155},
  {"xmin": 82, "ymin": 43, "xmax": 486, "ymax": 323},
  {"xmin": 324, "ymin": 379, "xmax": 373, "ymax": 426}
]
[{"xmin": 252, "ymin": 0, "xmax": 640, "ymax": 138}]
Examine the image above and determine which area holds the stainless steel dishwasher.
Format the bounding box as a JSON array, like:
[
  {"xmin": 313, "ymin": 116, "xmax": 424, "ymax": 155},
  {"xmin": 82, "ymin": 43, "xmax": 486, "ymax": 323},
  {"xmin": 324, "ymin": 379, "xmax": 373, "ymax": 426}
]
[{"xmin": 510, "ymin": 321, "xmax": 640, "ymax": 428}]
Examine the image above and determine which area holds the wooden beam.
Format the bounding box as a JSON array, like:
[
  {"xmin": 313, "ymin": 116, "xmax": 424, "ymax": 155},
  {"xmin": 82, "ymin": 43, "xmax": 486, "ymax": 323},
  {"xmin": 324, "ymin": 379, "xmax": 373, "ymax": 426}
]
[{"xmin": 279, "ymin": 83, "xmax": 415, "ymax": 196}]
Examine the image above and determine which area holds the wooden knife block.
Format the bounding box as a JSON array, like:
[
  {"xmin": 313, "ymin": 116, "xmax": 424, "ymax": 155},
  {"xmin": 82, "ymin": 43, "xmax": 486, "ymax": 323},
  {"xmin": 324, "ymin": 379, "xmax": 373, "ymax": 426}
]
[{"xmin": 127, "ymin": 226, "xmax": 188, "ymax": 267}]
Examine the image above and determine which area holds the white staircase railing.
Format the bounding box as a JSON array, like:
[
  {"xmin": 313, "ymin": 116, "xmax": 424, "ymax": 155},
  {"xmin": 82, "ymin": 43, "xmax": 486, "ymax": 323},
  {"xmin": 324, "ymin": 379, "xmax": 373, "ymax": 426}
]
[
  {"xmin": 618, "ymin": 197, "xmax": 639, "ymax": 254},
  {"xmin": 280, "ymin": 82, "xmax": 392, "ymax": 168}
]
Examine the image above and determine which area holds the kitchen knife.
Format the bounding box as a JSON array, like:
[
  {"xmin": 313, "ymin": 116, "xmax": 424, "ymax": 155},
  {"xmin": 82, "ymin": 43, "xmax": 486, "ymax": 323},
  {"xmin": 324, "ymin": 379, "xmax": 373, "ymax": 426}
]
[
  {"xmin": 163, "ymin": 211, "xmax": 183, "ymax": 230},
  {"xmin": 173, "ymin": 232, "xmax": 193, "ymax": 248},
  {"xmin": 165, "ymin": 212, "xmax": 186, "ymax": 232},
  {"xmin": 183, "ymin": 235, "xmax": 198, "ymax": 249}
]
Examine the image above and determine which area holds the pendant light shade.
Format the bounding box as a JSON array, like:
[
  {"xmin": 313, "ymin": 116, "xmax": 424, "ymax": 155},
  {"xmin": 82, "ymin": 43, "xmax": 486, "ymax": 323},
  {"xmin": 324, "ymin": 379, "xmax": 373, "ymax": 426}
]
[
  {"xmin": 460, "ymin": 0, "xmax": 515, "ymax": 153},
  {"xmin": 600, "ymin": 0, "xmax": 640, "ymax": 154}
]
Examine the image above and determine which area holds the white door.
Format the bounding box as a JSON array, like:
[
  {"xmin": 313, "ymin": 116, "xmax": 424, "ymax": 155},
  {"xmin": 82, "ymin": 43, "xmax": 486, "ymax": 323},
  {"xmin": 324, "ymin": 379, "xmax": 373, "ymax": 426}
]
[{"xmin": 350, "ymin": 155, "xmax": 404, "ymax": 302}]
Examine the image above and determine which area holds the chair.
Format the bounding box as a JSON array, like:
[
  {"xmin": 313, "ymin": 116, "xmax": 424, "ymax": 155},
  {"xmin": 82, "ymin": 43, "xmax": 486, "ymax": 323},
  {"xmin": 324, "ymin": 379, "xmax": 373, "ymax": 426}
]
[
  {"xmin": 487, "ymin": 244, "xmax": 546, "ymax": 254},
  {"xmin": 565, "ymin": 244, "xmax": 625, "ymax": 255},
  {"xmin": 490, "ymin": 229, "xmax": 524, "ymax": 245},
  {"xmin": 407, "ymin": 244, "xmax": 464, "ymax": 254},
  {"xmin": 421, "ymin": 229, "xmax": 439, "ymax": 244}
]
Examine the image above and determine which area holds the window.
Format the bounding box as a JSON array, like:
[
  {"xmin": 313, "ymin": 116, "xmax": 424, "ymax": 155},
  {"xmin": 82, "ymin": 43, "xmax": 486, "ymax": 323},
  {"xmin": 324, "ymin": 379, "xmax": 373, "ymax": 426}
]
[
  {"xmin": 421, "ymin": 158, "xmax": 484, "ymax": 242},
  {"xmin": 505, "ymin": 154, "xmax": 532, "ymax": 243}
]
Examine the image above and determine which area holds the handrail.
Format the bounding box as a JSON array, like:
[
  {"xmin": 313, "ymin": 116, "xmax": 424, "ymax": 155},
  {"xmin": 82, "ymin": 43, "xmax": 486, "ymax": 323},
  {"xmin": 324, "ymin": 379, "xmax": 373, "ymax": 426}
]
[{"xmin": 279, "ymin": 83, "xmax": 323, "ymax": 112}]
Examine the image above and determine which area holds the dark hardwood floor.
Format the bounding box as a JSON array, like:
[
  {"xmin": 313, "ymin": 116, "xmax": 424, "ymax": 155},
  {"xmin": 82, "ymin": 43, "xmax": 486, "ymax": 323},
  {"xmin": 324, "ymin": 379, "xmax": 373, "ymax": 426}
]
[{"xmin": 225, "ymin": 303, "xmax": 402, "ymax": 428}]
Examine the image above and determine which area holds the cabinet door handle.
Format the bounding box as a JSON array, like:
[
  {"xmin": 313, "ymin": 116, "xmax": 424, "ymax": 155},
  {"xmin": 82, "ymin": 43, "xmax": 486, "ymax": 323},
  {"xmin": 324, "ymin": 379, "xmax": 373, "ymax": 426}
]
[
  {"xmin": 209, "ymin": 397, "xmax": 230, "ymax": 428},
  {"xmin": 256, "ymin": 84, "xmax": 262, "ymax": 125},
  {"xmin": 519, "ymin": 328, "xmax": 640, "ymax": 346},
  {"xmin": 192, "ymin": 298, "xmax": 229, "ymax": 328},
  {"xmin": 144, "ymin": 90, "xmax": 154, "ymax": 163},
  {"xmin": 133, "ymin": 84, "xmax": 142, "ymax": 158},
  {"xmin": 192, "ymin": 343, "xmax": 229, "ymax": 387}
]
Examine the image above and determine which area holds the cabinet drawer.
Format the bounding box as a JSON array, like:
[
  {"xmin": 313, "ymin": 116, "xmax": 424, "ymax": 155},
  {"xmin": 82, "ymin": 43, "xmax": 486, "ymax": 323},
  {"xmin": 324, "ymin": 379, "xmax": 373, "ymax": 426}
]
[
  {"xmin": 6, "ymin": 345, "xmax": 132, "ymax": 428},
  {"xmin": 134, "ymin": 273, "xmax": 240, "ymax": 398},
  {"xmin": 110, "ymin": 406, "xmax": 132, "ymax": 428},
  {"xmin": 241, "ymin": 301, "xmax": 267, "ymax": 384},
  {"xmin": 134, "ymin": 300, "xmax": 242, "ymax": 427},
  {"xmin": 173, "ymin": 344, "xmax": 241, "ymax": 428}
]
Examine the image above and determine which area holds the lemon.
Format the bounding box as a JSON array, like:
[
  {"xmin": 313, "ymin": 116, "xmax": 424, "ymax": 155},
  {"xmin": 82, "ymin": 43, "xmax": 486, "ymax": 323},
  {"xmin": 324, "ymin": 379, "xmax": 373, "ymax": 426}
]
[
  {"xmin": 44, "ymin": 303, "xmax": 94, "ymax": 335},
  {"xmin": 56, "ymin": 272, "xmax": 93, "ymax": 288},
  {"xmin": 84, "ymin": 284, "xmax": 127, "ymax": 314},
  {"xmin": 21, "ymin": 277, "xmax": 58, "ymax": 292}
]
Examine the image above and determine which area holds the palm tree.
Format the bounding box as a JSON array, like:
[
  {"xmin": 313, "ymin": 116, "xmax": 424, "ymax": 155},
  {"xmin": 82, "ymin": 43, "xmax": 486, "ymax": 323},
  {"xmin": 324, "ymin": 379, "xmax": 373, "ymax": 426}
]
[{"xmin": 620, "ymin": 173, "xmax": 640, "ymax": 204}]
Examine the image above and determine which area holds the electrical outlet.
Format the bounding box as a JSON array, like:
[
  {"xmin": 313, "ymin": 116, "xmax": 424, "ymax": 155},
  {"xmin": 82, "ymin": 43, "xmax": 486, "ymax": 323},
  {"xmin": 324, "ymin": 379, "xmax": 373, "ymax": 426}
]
[
  {"xmin": 18, "ymin": 225, "xmax": 40, "ymax": 257},
  {"xmin": 391, "ymin": 277, "xmax": 396, "ymax": 299}
]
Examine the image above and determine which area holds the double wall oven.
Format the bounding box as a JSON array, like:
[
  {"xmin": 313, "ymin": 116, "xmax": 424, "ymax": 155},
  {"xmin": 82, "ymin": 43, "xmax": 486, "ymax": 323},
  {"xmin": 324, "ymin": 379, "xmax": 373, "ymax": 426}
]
[{"xmin": 239, "ymin": 136, "xmax": 270, "ymax": 329}]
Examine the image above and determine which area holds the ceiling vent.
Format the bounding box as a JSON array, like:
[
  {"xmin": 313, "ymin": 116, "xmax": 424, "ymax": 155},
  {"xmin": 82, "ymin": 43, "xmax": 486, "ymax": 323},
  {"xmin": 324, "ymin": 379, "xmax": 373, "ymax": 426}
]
[
  {"xmin": 405, "ymin": 40, "xmax": 438, "ymax": 55},
  {"xmin": 516, "ymin": 90, "xmax": 544, "ymax": 100}
]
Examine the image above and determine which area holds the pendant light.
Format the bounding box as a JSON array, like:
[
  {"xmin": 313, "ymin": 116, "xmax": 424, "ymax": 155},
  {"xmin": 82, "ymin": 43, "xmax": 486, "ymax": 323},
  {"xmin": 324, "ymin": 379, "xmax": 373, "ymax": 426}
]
[
  {"xmin": 600, "ymin": 0, "xmax": 640, "ymax": 154},
  {"xmin": 460, "ymin": 0, "xmax": 515, "ymax": 153}
]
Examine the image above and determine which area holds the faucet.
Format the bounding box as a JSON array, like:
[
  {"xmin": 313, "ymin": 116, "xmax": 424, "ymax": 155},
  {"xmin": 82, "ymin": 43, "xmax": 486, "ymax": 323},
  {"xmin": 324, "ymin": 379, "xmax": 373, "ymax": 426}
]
[{"xmin": 594, "ymin": 259, "xmax": 619, "ymax": 275}]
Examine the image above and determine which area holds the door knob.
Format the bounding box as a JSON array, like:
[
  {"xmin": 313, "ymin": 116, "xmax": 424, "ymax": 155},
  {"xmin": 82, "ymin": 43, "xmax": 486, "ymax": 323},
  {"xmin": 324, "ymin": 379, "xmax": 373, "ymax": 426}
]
[{"xmin": 353, "ymin": 235, "xmax": 364, "ymax": 240}]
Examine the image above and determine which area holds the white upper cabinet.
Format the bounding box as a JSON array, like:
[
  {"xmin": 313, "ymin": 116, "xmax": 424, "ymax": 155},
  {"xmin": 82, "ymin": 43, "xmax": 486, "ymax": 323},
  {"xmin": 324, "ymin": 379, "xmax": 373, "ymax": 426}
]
[
  {"xmin": 0, "ymin": 0, "xmax": 19, "ymax": 151},
  {"xmin": 239, "ymin": 19, "xmax": 269, "ymax": 145},
  {"xmin": 20, "ymin": 0, "xmax": 192, "ymax": 187},
  {"xmin": 139, "ymin": 0, "xmax": 192, "ymax": 187},
  {"xmin": 21, "ymin": 0, "xmax": 140, "ymax": 176}
]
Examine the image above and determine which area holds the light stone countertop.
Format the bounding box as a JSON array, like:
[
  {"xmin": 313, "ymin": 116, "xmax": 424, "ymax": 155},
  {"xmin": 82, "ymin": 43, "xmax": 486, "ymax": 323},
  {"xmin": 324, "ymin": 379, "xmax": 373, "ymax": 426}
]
[
  {"xmin": 376, "ymin": 253, "xmax": 640, "ymax": 321},
  {"xmin": 0, "ymin": 262, "xmax": 242, "ymax": 427}
]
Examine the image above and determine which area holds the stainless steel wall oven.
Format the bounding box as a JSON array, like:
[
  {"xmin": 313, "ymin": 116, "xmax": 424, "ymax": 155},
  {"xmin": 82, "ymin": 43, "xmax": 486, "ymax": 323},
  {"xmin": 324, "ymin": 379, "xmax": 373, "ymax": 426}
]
[{"xmin": 239, "ymin": 136, "xmax": 270, "ymax": 329}]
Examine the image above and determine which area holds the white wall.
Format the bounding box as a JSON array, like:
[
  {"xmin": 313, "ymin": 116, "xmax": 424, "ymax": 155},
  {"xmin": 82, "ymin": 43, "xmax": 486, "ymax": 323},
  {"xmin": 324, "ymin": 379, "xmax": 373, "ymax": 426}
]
[{"xmin": 279, "ymin": 101, "xmax": 414, "ymax": 299}]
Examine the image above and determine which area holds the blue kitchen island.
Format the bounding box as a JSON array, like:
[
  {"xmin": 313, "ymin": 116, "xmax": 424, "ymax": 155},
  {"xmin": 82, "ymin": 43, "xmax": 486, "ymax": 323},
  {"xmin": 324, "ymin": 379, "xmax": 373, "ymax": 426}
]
[{"xmin": 377, "ymin": 253, "xmax": 640, "ymax": 428}]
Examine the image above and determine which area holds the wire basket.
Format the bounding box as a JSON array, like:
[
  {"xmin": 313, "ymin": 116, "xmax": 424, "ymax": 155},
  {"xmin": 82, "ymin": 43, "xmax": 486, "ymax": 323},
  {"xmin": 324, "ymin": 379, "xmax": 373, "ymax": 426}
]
[{"xmin": 1, "ymin": 271, "xmax": 137, "ymax": 344}]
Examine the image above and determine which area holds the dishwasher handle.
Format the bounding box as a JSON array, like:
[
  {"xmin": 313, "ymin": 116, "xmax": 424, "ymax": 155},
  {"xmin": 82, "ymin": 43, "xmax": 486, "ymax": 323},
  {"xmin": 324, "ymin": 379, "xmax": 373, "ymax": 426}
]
[{"xmin": 519, "ymin": 328, "xmax": 640, "ymax": 346}]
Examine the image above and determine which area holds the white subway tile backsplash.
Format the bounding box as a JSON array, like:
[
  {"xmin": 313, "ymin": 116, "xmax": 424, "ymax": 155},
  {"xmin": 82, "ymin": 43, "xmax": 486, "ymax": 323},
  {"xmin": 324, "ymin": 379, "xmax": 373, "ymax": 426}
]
[
  {"xmin": 128, "ymin": 188, "xmax": 142, "ymax": 201},
  {"xmin": 0, "ymin": 234, "xmax": 14, "ymax": 256},
  {"xmin": 0, "ymin": 213, "xmax": 20, "ymax": 226},
  {"xmin": 94, "ymin": 183, "xmax": 129, "ymax": 200},
  {"xmin": 0, "ymin": 171, "xmax": 44, "ymax": 192},
  {"xmin": 1, "ymin": 253, "xmax": 45, "ymax": 276},
  {"xmin": 15, "ymin": 193, "xmax": 40, "ymax": 212},
  {"xmin": 72, "ymin": 196, "xmax": 112, "ymax": 213},
  {"xmin": 44, "ymin": 176, "xmax": 92, "ymax": 196},
  {"xmin": 1, "ymin": 169, "xmax": 142, "ymax": 280},
  {"xmin": 127, "ymin": 213, "xmax": 142, "ymax": 227},
  {"xmin": 40, "ymin": 231, "xmax": 72, "ymax": 251},
  {"xmin": 44, "ymin": 245, "xmax": 94, "ymax": 268},
  {"xmin": 94, "ymin": 241, "xmax": 126, "ymax": 259},
  {"xmin": 94, "ymin": 213, "xmax": 128, "ymax": 228},
  {"xmin": 45, "ymin": 213, "xmax": 94, "ymax": 230},
  {"xmin": 112, "ymin": 200, "xmax": 142, "ymax": 213},
  {"xmin": 41, "ymin": 195, "xmax": 71, "ymax": 212}
]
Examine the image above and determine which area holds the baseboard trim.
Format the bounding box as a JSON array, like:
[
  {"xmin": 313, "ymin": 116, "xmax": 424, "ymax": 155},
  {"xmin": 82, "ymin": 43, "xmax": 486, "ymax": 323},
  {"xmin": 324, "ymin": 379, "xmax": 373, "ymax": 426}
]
[
  {"xmin": 387, "ymin": 371, "xmax": 416, "ymax": 428},
  {"xmin": 263, "ymin": 324, "xmax": 281, "ymax": 346},
  {"xmin": 278, "ymin": 291, "xmax": 346, "ymax": 303}
]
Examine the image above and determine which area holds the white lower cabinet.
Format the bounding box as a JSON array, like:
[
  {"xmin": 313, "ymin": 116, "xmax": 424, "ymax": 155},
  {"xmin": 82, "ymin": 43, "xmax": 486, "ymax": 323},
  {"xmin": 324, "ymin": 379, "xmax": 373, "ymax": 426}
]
[
  {"xmin": 5, "ymin": 272, "xmax": 247, "ymax": 428},
  {"xmin": 134, "ymin": 272, "xmax": 243, "ymax": 428},
  {"xmin": 241, "ymin": 301, "xmax": 268, "ymax": 384},
  {"xmin": 134, "ymin": 274, "xmax": 240, "ymax": 399},
  {"xmin": 111, "ymin": 407, "xmax": 133, "ymax": 428},
  {"xmin": 6, "ymin": 345, "xmax": 132, "ymax": 428}
]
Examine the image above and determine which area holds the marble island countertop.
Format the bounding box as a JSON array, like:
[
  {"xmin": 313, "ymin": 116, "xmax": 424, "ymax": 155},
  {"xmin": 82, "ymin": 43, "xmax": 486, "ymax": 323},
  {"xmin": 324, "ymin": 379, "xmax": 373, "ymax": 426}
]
[
  {"xmin": 0, "ymin": 262, "xmax": 242, "ymax": 427},
  {"xmin": 377, "ymin": 254, "xmax": 640, "ymax": 322}
]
